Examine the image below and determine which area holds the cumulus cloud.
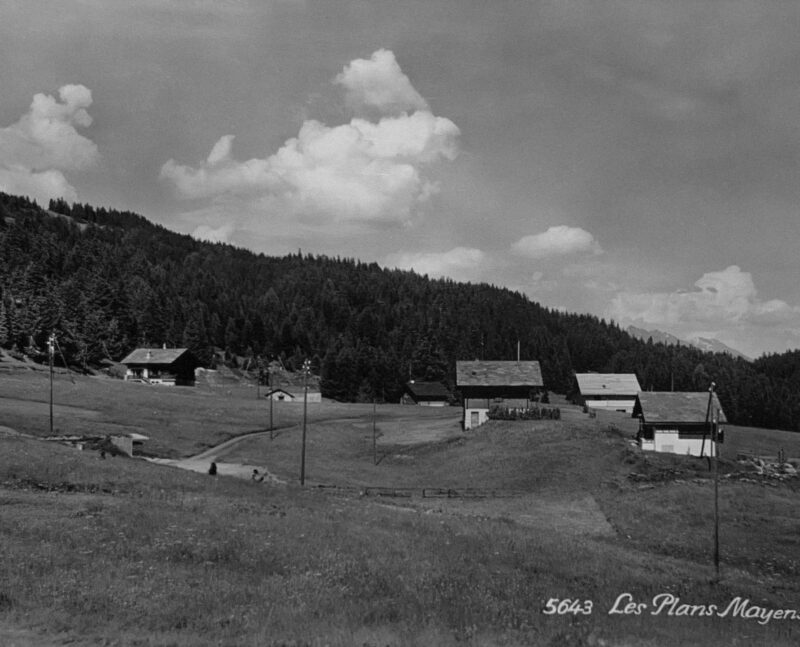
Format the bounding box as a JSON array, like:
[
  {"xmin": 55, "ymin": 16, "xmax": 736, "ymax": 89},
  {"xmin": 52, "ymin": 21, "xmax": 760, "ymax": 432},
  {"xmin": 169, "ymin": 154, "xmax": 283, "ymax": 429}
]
[
  {"xmin": 0, "ymin": 167, "xmax": 77, "ymax": 203},
  {"xmin": 0, "ymin": 84, "xmax": 99, "ymax": 205},
  {"xmin": 607, "ymin": 266, "xmax": 800, "ymax": 355},
  {"xmin": 160, "ymin": 50, "xmax": 458, "ymax": 227},
  {"xmin": 385, "ymin": 247, "xmax": 486, "ymax": 281},
  {"xmin": 191, "ymin": 223, "xmax": 234, "ymax": 244},
  {"xmin": 334, "ymin": 49, "xmax": 429, "ymax": 116},
  {"xmin": 511, "ymin": 226, "xmax": 603, "ymax": 259}
]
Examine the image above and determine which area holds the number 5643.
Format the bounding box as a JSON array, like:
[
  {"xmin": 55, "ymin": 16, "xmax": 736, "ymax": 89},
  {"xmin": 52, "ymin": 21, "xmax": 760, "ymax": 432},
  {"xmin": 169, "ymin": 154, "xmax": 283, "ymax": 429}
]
[{"xmin": 543, "ymin": 598, "xmax": 593, "ymax": 615}]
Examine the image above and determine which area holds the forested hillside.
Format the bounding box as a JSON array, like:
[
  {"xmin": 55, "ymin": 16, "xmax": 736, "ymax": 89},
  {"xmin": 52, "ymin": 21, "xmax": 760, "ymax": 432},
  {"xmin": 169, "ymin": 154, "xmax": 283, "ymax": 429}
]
[{"xmin": 1, "ymin": 191, "xmax": 799, "ymax": 431}]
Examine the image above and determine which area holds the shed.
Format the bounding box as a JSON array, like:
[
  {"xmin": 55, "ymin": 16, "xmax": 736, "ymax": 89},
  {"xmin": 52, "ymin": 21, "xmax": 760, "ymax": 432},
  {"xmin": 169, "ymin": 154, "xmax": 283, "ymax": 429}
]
[
  {"xmin": 456, "ymin": 360, "xmax": 544, "ymax": 429},
  {"xmin": 402, "ymin": 381, "xmax": 451, "ymax": 406},
  {"xmin": 120, "ymin": 348, "xmax": 200, "ymax": 386},
  {"xmin": 575, "ymin": 373, "xmax": 642, "ymax": 413},
  {"xmin": 633, "ymin": 391, "xmax": 726, "ymax": 457},
  {"xmin": 264, "ymin": 387, "xmax": 322, "ymax": 403}
]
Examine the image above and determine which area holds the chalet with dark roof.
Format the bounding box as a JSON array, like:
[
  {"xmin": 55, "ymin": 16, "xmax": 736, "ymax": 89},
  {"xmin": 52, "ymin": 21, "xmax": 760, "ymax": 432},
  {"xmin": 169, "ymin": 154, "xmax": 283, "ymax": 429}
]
[
  {"xmin": 633, "ymin": 391, "xmax": 726, "ymax": 457},
  {"xmin": 120, "ymin": 348, "xmax": 199, "ymax": 386},
  {"xmin": 402, "ymin": 381, "xmax": 451, "ymax": 407},
  {"xmin": 456, "ymin": 360, "xmax": 544, "ymax": 429},
  {"xmin": 575, "ymin": 373, "xmax": 642, "ymax": 413}
]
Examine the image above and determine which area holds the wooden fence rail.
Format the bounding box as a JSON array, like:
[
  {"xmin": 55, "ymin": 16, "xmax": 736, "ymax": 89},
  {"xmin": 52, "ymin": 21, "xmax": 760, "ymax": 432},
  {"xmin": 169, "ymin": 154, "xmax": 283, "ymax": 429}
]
[{"xmin": 312, "ymin": 484, "xmax": 526, "ymax": 499}]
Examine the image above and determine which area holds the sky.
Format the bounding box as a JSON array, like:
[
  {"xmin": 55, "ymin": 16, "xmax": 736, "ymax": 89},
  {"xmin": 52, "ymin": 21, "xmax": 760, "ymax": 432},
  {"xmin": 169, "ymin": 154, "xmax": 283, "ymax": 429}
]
[{"xmin": 2, "ymin": 0, "xmax": 800, "ymax": 359}]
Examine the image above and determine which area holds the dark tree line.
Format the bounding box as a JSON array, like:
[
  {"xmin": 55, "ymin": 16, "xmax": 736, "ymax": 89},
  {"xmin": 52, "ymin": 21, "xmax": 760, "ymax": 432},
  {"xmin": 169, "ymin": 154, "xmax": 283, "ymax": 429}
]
[{"xmin": 1, "ymin": 191, "xmax": 799, "ymax": 431}]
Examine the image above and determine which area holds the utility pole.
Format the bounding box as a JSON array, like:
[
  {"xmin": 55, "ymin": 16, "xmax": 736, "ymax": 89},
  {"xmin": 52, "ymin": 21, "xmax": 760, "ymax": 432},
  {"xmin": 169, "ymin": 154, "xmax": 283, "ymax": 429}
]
[
  {"xmin": 700, "ymin": 382, "xmax": 715, "ymax": 458},
  {"xmin": 268, "ymin": 362, "xmax": 274, "ymax": 440},
  {"xmin": 48, "ymin": 332, "xmax": 55, "ymax": 435},
  {"xmin": 299, "ymin": 359, "xmax": 310, "ymax": 486},
  {"xmin": 372, "ymin": 398, "xmax": 377, "ymax": 465},
  {"xmin": 713, "ymin": 407, "xmax": 721, "ymax": 579}
]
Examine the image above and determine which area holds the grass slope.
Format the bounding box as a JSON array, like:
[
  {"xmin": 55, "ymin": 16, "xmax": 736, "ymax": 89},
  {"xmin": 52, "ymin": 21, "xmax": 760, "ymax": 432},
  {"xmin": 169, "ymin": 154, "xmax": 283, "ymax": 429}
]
[{"xmin": 1, "ymin": 369, "xmax": 800, "ymax": 646}]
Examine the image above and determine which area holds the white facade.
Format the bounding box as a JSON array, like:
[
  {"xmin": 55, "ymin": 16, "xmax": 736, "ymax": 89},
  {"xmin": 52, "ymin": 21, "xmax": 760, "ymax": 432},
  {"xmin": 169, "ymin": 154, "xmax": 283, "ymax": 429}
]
[
  {"xmin": 640, "ymin": 429, "xmax": 717, "ymax": 457},
  {"xmin": 464, "ymin": 408, "xmax": 490, "ymax": 430},
  {"xmin": 584, "ymin": 399, "xmax": 637, "ymax": 413},
  {"xmin": 124, "ymin": 367, "xmax": 176, "ymax": 385}
]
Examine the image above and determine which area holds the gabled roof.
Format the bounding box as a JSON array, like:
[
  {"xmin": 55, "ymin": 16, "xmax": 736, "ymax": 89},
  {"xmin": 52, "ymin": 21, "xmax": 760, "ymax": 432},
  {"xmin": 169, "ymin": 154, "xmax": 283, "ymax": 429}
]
[
  {"xmin": 120, "ymin": 348, "xmax": 192, "ymax": 365},
  {"xmin": 456, "ymin": 360, "xmax": 543, "ymax": 387},
  {"xmin": 264, "ymin": 388, "xmax": 295, "ymax": 397},
  {"xmin": 576, "ymin": 373, "xmax": 642, "ymax": 396},
  {"xmin": 633, "ymin": 392, "xmax": 727, "ymax": 424},
  {"xmin": 405, "ymin": 381, "xmax": 451, "ymax": 399},
  {"xmin": 267, "ymin": 387, "xmax": 321, "ymax": 396}
]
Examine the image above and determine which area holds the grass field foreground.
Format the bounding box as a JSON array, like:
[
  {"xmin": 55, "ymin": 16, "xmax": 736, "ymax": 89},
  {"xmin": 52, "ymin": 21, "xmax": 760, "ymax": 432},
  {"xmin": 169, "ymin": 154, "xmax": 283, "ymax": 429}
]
[
  {"xmin": 1, "ymin": 432, "xmax": 799, "ymax": 647},
  {"xmin": 2, "ymin": 367, "xmax": 800, "ymax": 645}
]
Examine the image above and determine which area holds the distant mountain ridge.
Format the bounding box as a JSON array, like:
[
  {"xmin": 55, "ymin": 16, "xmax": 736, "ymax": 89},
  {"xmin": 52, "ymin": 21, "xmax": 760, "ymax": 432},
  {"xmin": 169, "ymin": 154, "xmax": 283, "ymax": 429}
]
[{"xmin": 626, "ymin": 326, "xmax": 751, "ymax": 361}]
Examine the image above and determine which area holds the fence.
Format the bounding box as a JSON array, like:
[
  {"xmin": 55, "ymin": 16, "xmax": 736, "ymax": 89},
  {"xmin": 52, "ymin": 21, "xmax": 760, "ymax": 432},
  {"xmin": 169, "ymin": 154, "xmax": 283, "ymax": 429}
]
[{"xmin": 311, "ymin": 483, "xmax": 527, "ymax": 499}]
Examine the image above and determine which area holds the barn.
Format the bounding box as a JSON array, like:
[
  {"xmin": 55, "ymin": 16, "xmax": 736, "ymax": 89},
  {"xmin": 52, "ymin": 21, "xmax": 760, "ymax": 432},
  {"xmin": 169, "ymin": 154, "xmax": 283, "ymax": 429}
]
[
  {"xmin": 575, "ymin": 373, "xmax": 642, "ymax": 413},
  {"xmin": 456, "ymin": 360, "xmax": 544, "ymax": 430},
  {"xmin": 120, "ymin": 348, "xmax": 199, "ymax": 386},
  {"xmin": 633, "ymin": 391, "xmax": 726, "ymax": 457},
  {"xmin": 402, "ymin": 381, "xmax": 451, "ymax": 406}
]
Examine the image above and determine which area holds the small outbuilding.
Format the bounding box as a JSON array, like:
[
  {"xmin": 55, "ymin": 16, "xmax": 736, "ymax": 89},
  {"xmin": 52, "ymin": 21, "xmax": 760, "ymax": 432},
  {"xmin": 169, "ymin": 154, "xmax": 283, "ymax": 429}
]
[
  {"xmin": 264, "ymin": 387, "xmax": 322, "ymax": 403},
  {"xmin": 575, "ymin": 373, "xmax": 642, "ymax": 413},
  {"xmin": 402, "ymin": 381, "xmax": 451, "ymax": 406},
  {"xmin": 120, "ymin": 348, "xmax": 199, "ymax": 386},
  {"xmin": 633, "ymin": 391, "xmax": 726, "ymax": 457},
  {"xmin": 456, "ymin": 360, "xmax": 544, "ymax": 430}
]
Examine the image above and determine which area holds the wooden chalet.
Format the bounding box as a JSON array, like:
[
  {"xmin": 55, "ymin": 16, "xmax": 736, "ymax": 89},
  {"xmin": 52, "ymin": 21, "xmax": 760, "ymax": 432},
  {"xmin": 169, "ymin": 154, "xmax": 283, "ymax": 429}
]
[
  {"xmin": 575, "ymin": 373, "xmax": 642, "ymax": 413},
  {"xmin": 402, "ymin": 381, "xmax": 451, "ymax": 407},
  {"xmin": 120, "ymin": 348, "xmax": 199, "ymax": 386},
  {"xmin": 633, "ymin": 392, "xmax": 726, "ymax": 457},
  {"xmin": 456, "ymin": 360, "xmax": 544, "ymax": 430}
]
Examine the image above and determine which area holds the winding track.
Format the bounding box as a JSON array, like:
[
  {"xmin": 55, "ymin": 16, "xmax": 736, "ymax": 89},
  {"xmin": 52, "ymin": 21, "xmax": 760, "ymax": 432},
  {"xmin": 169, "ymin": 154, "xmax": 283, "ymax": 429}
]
[{"xmin": 146, "ymin": 417, "xmax": 365, "ymax": 483}]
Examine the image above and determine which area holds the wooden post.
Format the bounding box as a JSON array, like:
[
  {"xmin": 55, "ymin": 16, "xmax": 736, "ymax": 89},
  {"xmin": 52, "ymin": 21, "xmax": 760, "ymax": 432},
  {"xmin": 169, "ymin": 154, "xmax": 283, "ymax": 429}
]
[
  {"xmin": 268, "ymin": 365, "xmax": 274, "ymax": 440},
  {"xmin": 713, "ymin": 408, "xmax": 720, "ymax": 579},
  {"xmin": 48, "ymin": 332, "xmax": 54, "ymax": 435},
  {"xmin": 373, "ymin": 398, "xmax": 377, "ymax": 465},
  {"xmin": 700, "ymin": 382, "xmax": 715, "ymax": 459},
  {"xmin": 300, "ymin": 359, "xmax": 310, "ymax": 486}
]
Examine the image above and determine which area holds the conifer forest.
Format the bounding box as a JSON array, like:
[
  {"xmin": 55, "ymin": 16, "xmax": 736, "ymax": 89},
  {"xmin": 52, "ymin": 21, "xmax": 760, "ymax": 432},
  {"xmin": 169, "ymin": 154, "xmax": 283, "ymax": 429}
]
[{"xmin": 1, "ymin": 191, "xmax": 799, "ymax": 431}]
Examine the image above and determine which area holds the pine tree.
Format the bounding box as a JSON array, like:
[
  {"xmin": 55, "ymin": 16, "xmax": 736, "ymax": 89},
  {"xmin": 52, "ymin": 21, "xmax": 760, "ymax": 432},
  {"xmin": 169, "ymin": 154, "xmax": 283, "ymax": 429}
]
[{"xmin": 0, "ymin": 300, "xmax": 8, "ymax": 347}]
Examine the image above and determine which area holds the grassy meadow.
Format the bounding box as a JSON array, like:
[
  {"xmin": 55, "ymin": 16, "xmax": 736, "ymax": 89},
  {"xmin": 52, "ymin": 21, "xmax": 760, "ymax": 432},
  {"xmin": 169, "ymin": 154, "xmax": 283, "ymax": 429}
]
[
  {"xmin": 0, "ymin": 360, "xmax": 371, "ymax": 458},
  {"xmin": 1, "ymin": 361, "xmax": 800, "ymax": 646}
]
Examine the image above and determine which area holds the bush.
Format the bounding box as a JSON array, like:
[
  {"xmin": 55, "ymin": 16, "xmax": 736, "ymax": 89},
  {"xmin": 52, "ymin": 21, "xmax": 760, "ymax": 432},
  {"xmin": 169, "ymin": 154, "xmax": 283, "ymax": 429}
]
[{"xmin": 487, "ymin": 405, "xmax": 561, "ymax": 421}]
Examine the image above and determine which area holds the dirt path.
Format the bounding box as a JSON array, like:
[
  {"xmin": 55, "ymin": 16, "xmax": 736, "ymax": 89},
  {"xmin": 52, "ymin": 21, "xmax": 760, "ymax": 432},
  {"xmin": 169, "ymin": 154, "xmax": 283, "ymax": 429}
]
[
  {"xmin": 146, "ymin": 425, "xmax": 300, "ymax": 483},
  {"xmin": 154, "ymin": 412, "xmax": 457, "ymax": 484},
  {"xmin": 146, "ymin": 453, "xmax": 286, "ymax": 484}
]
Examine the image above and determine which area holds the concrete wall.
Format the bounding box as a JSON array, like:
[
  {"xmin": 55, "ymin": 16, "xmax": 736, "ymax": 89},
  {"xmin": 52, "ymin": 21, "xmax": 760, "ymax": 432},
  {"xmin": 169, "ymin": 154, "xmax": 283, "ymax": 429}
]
[
  {"xmin": 641, "ymin": 429, "xmax": 717, "ymax": 457},
  {"xmin": 109, "ymin": 435, "xmax": 134, "ymax": 456},
  {"xmin": 464, "ymin": 407, "xmax": 489, "ymax": 430}
]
